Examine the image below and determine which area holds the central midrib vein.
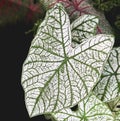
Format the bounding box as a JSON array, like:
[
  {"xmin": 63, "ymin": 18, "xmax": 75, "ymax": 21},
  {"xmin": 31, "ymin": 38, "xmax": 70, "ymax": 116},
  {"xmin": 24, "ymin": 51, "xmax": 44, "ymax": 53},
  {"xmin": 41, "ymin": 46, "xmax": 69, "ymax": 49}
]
[
  {"xmin": 30, "ymin": 59, "xmax": 66, "ymax": 116},
  {"xmin": 30, "ymin": 7, "xmax": 70, "ymax": 115}
]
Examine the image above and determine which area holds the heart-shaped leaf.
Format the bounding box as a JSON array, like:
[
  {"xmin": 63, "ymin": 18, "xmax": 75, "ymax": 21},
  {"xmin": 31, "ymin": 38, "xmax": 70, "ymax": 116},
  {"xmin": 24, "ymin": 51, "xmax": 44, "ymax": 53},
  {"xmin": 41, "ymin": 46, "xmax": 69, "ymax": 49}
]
[
  {"xmin": 93, "ymin": 47, "xmax": 120, "ymax": 102},
  {"xmin": 51, "ymin": 94, "xmax": 114, "ymax": 121},
  {"xmin": 71, "ymin": 14, "xmax": 99, "ymax": 44},
  {"xmin": 21, "ymin": 3, "xmax": 114, "ymax": 117}
]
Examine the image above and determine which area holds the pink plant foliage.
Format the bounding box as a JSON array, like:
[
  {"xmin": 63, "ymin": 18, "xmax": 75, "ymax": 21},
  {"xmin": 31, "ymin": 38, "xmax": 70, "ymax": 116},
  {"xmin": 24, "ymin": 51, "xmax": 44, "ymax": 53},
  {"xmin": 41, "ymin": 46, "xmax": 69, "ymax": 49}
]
[
  {"xmin": 0, "ymin": 0, "xmax": 43, "ymax": 23},
  {"xmin": 48, "ymin": 0, "xmax": 90, "ymax": 17},
  {"xmin": 47, "ymin": 0, "xmax": 102, "ymax": 33},
  {"xmin": 0, "ymin": 0, "xmax": 103, "ymax": 33}
]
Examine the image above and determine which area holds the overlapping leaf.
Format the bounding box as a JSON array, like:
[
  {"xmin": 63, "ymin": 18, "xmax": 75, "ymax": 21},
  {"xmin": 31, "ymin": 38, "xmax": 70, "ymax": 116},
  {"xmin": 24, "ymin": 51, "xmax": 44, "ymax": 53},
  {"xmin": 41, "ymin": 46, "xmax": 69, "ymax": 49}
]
[
  {"xmin": 21, "ymin": 3, "xmax": 114, "ymax": 117},
  {"xmin": 108, "ymin": 97, "xmax": 120, "ymax": 112},
  {"xmin": 93, "ymin": 47, "xmax": 120, "ymax": 102},
  {"xmin": 52, "ymin": 94, "xmax": 114, "ymax": 121},
  {"xmin": 71, "ymin": 14, "xmax": 99, "ymax": 44},
  {"xmin": 107, "ymin": 98, "xmax": 120, "ymax": 120}
]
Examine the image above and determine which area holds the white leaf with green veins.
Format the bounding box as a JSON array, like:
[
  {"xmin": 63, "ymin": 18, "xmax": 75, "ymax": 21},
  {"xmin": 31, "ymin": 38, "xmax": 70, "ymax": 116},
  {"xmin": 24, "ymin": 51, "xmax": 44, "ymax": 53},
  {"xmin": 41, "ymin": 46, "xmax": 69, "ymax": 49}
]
[
  {"xmin": 52, "ymin": 94, "xmax": 114, "ymax": 121},
  {"xmin": 71, "ymin": 14, "xmax": 99, "ymax": 44},
  {"xmin": 21, "ymin": 3, "xmax": 114, "ymax": 117},
  {"xmin": 93, "ymin": 47, "xmax": 120, "ymax": 102}
]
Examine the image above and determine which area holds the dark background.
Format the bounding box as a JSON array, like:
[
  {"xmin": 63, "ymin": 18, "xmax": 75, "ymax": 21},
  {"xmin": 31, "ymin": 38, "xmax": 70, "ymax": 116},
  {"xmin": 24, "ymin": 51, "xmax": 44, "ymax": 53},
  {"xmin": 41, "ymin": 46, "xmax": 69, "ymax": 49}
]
[
  {"xmin": 0, "ymin": 22, "xmax": 50, "ymax": 121},
  {"xmin": 1, "ymin": 16, "xmax": 120, "ymax": 121}
]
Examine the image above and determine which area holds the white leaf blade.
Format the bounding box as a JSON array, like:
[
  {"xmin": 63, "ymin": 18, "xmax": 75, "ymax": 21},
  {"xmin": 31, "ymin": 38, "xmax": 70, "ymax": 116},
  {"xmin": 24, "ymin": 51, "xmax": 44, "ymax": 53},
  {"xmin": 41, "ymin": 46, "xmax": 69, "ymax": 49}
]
[
  {"xmin": 67, "ymin": 34, "xmax": 114, "ymax": 104},
  {"xmin": 21, "ymin": 3, "xmax": 114, "ymax": 117},
  {"xmin": 52, "ymin": 94, "xmax": 114, "ymax": 121},
  {"xmin": 21, "ymin": 3, "xmax": 71, "ymax": 117},
  {"xmin": 93, "ymin": 47, "xmax": 120, "ymax": 102},
  {"xmin": 71, "ymin": 14, "xmax": 99, "ymax": 44}
]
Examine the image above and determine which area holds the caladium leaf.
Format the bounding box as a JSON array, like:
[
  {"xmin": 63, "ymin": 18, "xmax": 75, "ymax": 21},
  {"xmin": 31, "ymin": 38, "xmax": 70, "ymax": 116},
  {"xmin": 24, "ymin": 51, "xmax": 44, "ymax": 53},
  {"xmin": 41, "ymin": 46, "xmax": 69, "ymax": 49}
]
[
  {"xmin": 93, "ymin": 47, "xmax": 120, "ymax": 102},
  {"xmin": 71, "ymin": 14, "xmax": 99, "ymax": 44},
  {"xmin": 51, "ymin": 94, "xmax": 114, "ymax": 121},
  {"xmin": 21, "ymin": 3, "xmax": 114, "ymax": 117}
]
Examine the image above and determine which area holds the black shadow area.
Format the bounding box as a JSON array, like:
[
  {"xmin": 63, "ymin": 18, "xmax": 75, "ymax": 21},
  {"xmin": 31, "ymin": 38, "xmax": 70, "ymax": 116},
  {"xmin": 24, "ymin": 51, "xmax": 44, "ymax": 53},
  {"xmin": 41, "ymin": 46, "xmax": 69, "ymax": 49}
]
[{"xmin": 0, "ymin": 22, "xmax": 50, "ymax": 121}]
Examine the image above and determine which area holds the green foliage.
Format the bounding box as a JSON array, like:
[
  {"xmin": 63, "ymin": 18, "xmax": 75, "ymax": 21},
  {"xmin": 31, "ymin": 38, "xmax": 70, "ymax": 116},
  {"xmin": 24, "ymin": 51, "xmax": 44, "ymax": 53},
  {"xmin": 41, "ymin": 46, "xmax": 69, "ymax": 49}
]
[
  {"xmin": 93, "ymin": 0, "xmax": 120, "ymax": 11},
  {"xmin": 92, "ymin": 0, "xmax": 120, "ymax": 32},
  {"xmin": 115, "ymin": 15, "xmax": 120, "ymax": 30},
  {"xmin": 25, "ymin": 19, "xmax": 43, "ymax": 35}
]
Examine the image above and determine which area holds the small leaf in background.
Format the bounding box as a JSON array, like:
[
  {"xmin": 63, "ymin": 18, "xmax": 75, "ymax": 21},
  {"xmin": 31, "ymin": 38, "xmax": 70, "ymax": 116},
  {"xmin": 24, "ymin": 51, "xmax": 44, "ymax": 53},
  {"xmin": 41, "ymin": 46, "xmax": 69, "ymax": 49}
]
[
  {"xmin": 71, "ymin": 14, "xmax": 99, "ymax": 44},
  {"xmin": 21, "ymin": 3, "xmax": 114, "ymax": 118},
  {"xmin": 51, "ymin": 94, "xmax": 114, "ymax": 121},
  {"xmin": 93, "ymin": 47, "xmax": 120, "ymax": 102}
]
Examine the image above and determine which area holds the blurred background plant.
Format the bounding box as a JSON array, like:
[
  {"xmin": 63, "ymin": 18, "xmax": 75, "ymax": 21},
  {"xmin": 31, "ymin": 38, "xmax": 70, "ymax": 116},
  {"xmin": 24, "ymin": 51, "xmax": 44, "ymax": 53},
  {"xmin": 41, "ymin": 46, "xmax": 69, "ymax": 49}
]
[
  {"xmin": 0, "ymin": 0, "xmax": 45, "ymax": 25},
  {"xmin": 92, "ymin": 0, "xmax": 120, "ymax": 43},
  {"xmin": 0, "ymin": 0, "xmax": 119, "ymax": 43}
]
